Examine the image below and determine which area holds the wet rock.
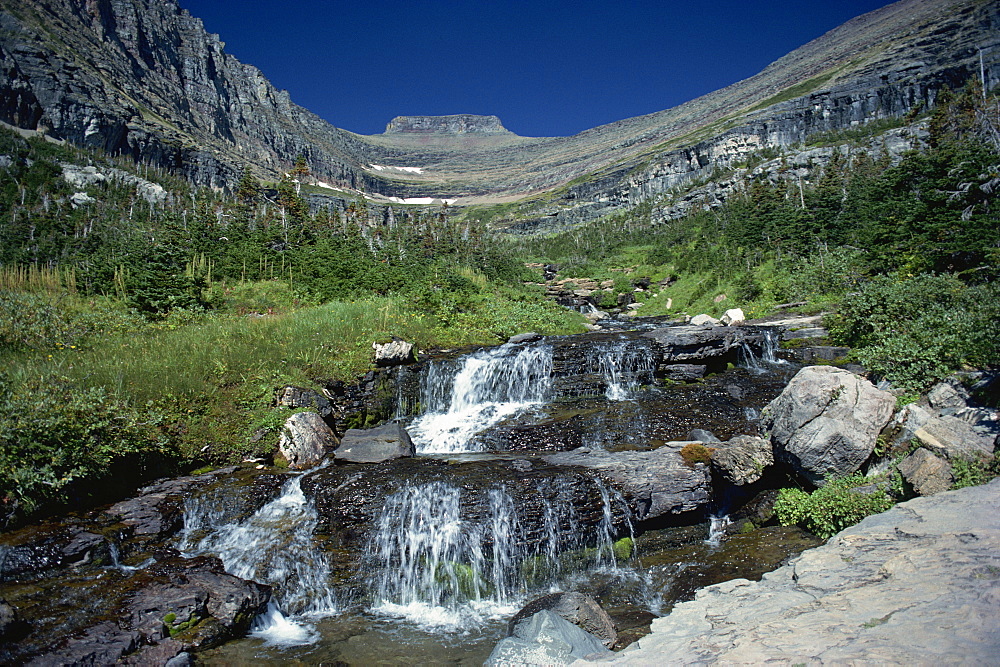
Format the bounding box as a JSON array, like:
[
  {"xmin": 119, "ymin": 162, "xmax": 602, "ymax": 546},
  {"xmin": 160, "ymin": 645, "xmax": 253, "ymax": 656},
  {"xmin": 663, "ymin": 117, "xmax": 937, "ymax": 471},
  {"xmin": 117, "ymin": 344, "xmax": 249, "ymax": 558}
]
[
  {"xmin": 277, "ymin": 412, "xmax": 337, "ymax": 469},
  {"xmin": 508, "ymin": 592, "xmax": 617, "ymax": 648},
  {"xmin": 0, "ymin": 599, "xmax": 19, "ymax": 639},
  {"xmin": 914, "ymin": 415, "xmax": 996, "ymax": 460},
  {"xmin": 508, "ymin": 332, "xmax": 544, "ymax": 345},
  {"xmin": 122, "ymin": 639, "xmax": 188, "ymax": 666},
  {"xmin": 487, "ymin": 609, "xmax": 612, "ymax": 665},
  {"xmin": 602, "ymin": 480, "xmax": 1000, "ymax": 664},
  {"xmin": 105, "ymin": 474, "xmax": 226, "ymax": 539},
  {"xmin": 373, "ymin": 339, "xmax": 416, "ymax": 367},
  {"xmin": 276, "ymin": 385, "xmax": 333, "ymax": 419},
  {"xmin": 642, "ymin": 324, "xmax": 762, "ymax": 365},
  {"xmin": 790, "ymin": 345, "xmax": 850, "ymax": 363},
  {"xmin": 762, "ymin": 366, "xmax": 895, "ymax": 485},
  {"xmin": 662, "ymin": 364, "xmax": 707, "ymax": 381},
  {"xmin": 32, "ymin": 621, "xmax": 141, "ymax": 666},
  {"xmin": 543, "ymin": 446, "xmax": 711, "ymax": 520},
  {"xmin": 687, "ymin": 428, "xmax": 722, "ymax": 443},
  {"xmin": 334, "ymin": 422, "xmax": 415, "ymax": 463},
  {"xmin": 712, "ymin": 435, "xmax": 773, "ymax": 486},
  {"xmin": 898, "ymin": 448, "xmax": 953, "ymax": 496}
]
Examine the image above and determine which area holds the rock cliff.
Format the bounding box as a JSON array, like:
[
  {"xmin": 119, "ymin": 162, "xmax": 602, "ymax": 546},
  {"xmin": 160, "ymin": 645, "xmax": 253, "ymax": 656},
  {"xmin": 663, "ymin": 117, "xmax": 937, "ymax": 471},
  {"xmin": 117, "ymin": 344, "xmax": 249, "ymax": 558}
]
[{"xmin": 1, "ymin": 0, "xmax": 998, "ymax": 215}]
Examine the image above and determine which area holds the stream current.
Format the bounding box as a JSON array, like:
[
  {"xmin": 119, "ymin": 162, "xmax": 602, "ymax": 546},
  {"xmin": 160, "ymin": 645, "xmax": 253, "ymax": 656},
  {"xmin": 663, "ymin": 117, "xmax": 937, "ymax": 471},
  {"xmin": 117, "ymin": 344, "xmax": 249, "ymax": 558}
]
[{"xmin": 183, "ymin": 324, "xmax": 819, "ymax": 664}]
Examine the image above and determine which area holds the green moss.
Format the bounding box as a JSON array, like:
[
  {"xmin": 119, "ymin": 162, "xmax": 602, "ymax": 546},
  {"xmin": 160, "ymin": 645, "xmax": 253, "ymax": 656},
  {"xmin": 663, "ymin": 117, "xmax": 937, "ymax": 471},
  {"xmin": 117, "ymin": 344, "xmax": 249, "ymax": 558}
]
[{"xmin": 612, "ymin": 536, "xmax": 634, "ymax": 560}]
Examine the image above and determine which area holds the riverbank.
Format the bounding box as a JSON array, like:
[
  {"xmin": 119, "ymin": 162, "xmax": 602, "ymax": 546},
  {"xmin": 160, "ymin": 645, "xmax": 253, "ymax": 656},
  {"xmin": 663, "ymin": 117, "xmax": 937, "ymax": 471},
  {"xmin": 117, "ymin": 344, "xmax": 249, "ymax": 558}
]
[{"xmin": 586, "ymin": 478, "xmax": 1000, "ymax": 664}]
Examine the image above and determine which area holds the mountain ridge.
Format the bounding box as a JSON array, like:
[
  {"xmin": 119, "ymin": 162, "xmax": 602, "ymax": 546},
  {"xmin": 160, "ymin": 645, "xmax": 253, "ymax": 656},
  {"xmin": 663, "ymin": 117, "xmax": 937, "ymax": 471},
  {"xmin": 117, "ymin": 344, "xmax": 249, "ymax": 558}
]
[{"xmin": 1, "ymin": 0, "xmax": 998, "ymax": 214}]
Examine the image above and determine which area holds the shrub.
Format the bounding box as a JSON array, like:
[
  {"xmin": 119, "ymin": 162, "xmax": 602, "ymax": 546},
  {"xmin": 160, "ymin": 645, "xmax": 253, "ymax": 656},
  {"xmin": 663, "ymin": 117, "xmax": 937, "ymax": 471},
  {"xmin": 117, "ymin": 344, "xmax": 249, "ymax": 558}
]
[
  {"xmin": 774, "ymin": 473, "xmax": 896, "ymax": 538},
  {"xmin": 828, "ymin": 275, "xmax": 1000, "ymax": 390},
  {"xmin": 0, "ymin": 373, "xmax": 170, "ymax": 525},
  {"xmin": 951, "ymin": 453, "xmax": 1000, "ymax": 489}
]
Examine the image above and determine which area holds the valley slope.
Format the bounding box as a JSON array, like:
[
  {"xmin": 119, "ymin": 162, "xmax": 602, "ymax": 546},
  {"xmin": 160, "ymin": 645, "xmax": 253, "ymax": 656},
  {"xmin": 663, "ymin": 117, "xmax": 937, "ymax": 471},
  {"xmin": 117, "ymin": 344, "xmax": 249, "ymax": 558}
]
[{"xmin": 1, "ymin": 0, "xmax": 998, "ymax": 215}]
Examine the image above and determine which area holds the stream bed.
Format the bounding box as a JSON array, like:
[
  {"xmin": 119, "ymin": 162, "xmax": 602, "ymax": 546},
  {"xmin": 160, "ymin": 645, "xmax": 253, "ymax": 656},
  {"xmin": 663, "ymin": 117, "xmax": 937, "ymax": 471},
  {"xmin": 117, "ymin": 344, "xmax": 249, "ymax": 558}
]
[{"xmin": 0, "ymin": 321, "xmax": 824, "ymax": 664}]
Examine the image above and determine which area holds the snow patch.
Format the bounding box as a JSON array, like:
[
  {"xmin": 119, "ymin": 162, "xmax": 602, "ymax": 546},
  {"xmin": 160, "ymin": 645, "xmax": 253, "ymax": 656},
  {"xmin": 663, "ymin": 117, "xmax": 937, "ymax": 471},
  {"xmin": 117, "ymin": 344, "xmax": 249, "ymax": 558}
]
[{"xmin": 370, "ymin": 164, "xmax": 425, "ymax": 175}]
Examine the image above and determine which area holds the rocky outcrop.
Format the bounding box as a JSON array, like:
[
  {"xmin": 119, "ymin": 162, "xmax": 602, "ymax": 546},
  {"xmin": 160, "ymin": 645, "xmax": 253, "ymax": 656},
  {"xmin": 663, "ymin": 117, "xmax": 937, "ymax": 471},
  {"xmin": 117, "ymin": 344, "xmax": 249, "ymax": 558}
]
[
  {"xmin": 489, "ymin": 610, "xmax": 613, "ymax": 666},
  {"xmin": 277, "ymin": 412, "xmax": 337, "ymax": 469},
  {"xmin": 543, "ymin": 445, "xmax": 711, "ymax": 521},
  {"xmin": 334, "ymin": 422, "xmax": 415, "ymax": 464},
  {"xmin": 384, "ymin": 114, "xmax": 511, "ymax": 135},
  {"xmin": 762, "ymin": 366, "xmax": 895, "ymax": 485},
  {"xmin": 584, "ymin": 479, "xmax": 1000, "ymax": 665},
  {"xmin": 276, "ymin": 386, "xmax": 334, "ymax": 420}
]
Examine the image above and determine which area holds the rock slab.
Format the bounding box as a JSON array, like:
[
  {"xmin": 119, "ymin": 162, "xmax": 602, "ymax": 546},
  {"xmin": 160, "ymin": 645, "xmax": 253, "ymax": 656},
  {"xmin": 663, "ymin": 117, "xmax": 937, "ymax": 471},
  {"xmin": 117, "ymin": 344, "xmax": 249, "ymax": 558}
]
[
  {"xmin": 579, "ymin": 479, "xmax": 1000, "ymax": 665},
  {"xmin": 335, "ymin": 423, "xmax": 415, "ymax": 463}
]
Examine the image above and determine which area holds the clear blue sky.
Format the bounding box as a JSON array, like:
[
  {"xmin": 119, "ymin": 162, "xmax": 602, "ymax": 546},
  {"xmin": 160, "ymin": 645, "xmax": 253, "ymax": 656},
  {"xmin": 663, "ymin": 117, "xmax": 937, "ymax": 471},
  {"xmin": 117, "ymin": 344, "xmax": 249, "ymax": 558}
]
[{"xmin": 179, "ymin": 0, "xmax": 896, "ymax": 137}]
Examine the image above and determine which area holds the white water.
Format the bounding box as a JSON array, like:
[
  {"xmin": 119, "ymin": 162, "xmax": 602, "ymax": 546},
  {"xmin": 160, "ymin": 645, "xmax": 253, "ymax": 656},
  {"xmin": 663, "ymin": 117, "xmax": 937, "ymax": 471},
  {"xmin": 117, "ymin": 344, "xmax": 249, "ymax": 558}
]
[
  {"xmin": 179, "ymin": 466, "xmax": 337, "ymax": 644},
  {"xmin": 738, "ymin": 329, "xmax": 787, "ymax": 373},
  {"xmin": 408, "ymin": 342, "xmax": 553, "ymax": 453},
  {"xmin": 705, "ymin": 514, "xmax": 731, "ymax": 546},
  {"xmin": 367, "ymin": 479, "xmax": 629, "ymax": 631},
  {"xmin": 590, "ymin": 339, "xmax": 657, "ymax": 400}
]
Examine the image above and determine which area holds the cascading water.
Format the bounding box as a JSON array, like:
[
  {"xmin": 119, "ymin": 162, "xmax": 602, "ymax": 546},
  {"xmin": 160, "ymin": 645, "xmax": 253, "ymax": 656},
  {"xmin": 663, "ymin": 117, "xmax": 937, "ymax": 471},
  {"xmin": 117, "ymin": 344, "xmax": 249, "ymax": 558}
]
[
  {"xmin": 178, "ymin": 467, "xmax": 337, "ymax": 644},
  {"xmin": 366, "ymin": 479, "xmax": 629, "ymax": 630},
  {"xmin": 589, "ymin": 338, "xmax": 657, "ymax": 400},
  {"xmin": 408, "ymin": 342, "xmax": 553, "ymax": 453},
  {"xmin": 738, "ymin": 328, "xmax": 786, "ymax": 373}
]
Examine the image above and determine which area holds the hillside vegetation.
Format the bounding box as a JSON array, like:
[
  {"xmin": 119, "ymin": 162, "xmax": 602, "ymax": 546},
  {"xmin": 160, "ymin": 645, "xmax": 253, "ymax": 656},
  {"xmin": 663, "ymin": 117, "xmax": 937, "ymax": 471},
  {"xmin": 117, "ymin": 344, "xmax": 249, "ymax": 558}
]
[{"xmin": 1, "ymin": 83, "xmax": 998, "ymax": 528}]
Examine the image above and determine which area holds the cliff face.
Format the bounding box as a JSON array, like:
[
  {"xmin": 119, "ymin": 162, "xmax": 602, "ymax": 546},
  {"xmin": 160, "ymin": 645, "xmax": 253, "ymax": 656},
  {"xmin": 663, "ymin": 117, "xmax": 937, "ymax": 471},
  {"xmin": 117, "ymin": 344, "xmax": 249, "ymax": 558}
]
[{"xmin": 1, "ymin": 0, "xmax": 998, "ymax": 216}]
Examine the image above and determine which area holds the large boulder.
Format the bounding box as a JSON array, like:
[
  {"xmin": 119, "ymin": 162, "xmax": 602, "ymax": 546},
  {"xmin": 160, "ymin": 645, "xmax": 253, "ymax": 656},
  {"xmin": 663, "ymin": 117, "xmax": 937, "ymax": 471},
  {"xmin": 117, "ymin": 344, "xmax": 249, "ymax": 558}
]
[
  {"xmin": 543, "ymin": 445, "xmax": 711, "ymax": 520},
  {"xmin": 277, "ymin": 412, "xmax": 337, "ymax": 469},
  {"xmin": 334, "ymin": 422, "xmax": 415, "ymax": 463},
  {"xmin": 485, "ymin": 610, "xmax": 612, "ymax": 665},
  {"xmin": 507, "ymin": 592, "xmax": 617, "ymax": 648},
  {"xmin": 761, "ymin": 366, "xmax": 895, "ymax": 485},
  {"xmin": 711, "ymin": 435, "xmax": 773, "ymax": 486}
]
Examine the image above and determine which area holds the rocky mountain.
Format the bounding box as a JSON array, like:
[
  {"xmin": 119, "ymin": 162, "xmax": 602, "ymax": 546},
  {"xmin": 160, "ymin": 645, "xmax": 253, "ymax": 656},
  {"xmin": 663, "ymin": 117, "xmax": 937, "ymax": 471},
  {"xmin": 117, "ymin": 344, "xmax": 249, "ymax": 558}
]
[{"xmin": 1, "ymin": 0, "xmax": 998, "ymax": 223}]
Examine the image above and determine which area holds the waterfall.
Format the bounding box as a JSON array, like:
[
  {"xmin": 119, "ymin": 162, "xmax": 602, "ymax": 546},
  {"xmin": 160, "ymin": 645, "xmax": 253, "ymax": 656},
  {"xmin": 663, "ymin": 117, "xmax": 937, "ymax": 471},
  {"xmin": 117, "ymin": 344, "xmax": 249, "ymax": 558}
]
[
  {"xmin": 738, "ymin": 328, "xmax": 785, "ymax": 372},
  {"xmin": 178, "ymin": 467, "xmax": 337, "ymax": 643},
  {"xmin": 366, "ymin": 479, "xmax": 629, "ymax": 630},
  {"xmin": 705, "ymin": 514, "xmax": 731, "ymax": 546},
  {"xmin": 590, "ymin": 338, "xmax": 656, "ymax": 400},
  {"xmin": 408, "ymin": 342, "xmax": 553, "ymax": 453}
]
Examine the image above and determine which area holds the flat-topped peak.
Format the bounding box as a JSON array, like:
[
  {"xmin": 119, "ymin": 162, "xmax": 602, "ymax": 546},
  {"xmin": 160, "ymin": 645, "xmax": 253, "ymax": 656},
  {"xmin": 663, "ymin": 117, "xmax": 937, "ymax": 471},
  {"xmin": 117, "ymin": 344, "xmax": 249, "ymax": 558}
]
[{"xmin": 384, "ymin": 114, "xmax": 511, "ymax": 135}]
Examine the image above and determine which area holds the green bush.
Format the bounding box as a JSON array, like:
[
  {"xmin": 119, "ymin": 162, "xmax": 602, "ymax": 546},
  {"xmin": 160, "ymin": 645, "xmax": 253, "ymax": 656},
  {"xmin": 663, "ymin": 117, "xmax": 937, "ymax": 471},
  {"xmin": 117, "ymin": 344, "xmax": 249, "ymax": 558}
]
[
  {"xmin": 951, "ymin": 453, "xmax": 1000, "ymax": 489},
  {"xmin": 0, "ymin": 373, "xmax": 170, "ymax": 525},
  {"xmin": 829, "ymin": 275, "xmax": 1000, "ymax": 390},
  {"xmin": 774, "ymin": 473, "xmax": 896, "ymax": 538}
]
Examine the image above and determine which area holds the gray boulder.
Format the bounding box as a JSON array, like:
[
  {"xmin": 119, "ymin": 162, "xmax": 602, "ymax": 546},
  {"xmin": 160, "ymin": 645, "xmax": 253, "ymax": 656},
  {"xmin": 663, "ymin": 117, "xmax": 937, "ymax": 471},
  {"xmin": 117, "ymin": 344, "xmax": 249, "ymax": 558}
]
[
  {"xmin": 888, "ymin": 402, "xmax": 935, "ymax": 448},
  {"xmin": 507, "ymin": 592, "xmax": 617, "ymax": 648},
  {"xmin": 712, "ymin": 435, "xmax": 773, "ymax": 486},
  {"xmin": 689, "ymin": 314, "xmax": 721, "ymax": 326},
  {"xmin": 277, "ymin": 412, "xmax": 337, "ymax": 469},
  {"xmin": 0, "ymin": 599, "xmax": 19, "ymax": 639},
  {"xmin": 335, "ymin": 422, "xmax": 415, "ymax": 463},
  {"xmin": 372, "ymin": 339, "xmax": 416, "ymax": 367},
  {"xmin": 914, "ymin": 415, "xmax": 995, "ymax": 460},
  {"xmin": 544, "ymin": 445, "xmax": 710, "ymax": 520},
  {"xmin": 486, "ymin": 610, "xmax": 612, "ymax": 665},
  {"xmin": 898, "ymin": 448, "xmax": 953, "ymax": 496},
  {"xmin": 762, "ymin": 366, "xmax": 895, "ymax": 485}
]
